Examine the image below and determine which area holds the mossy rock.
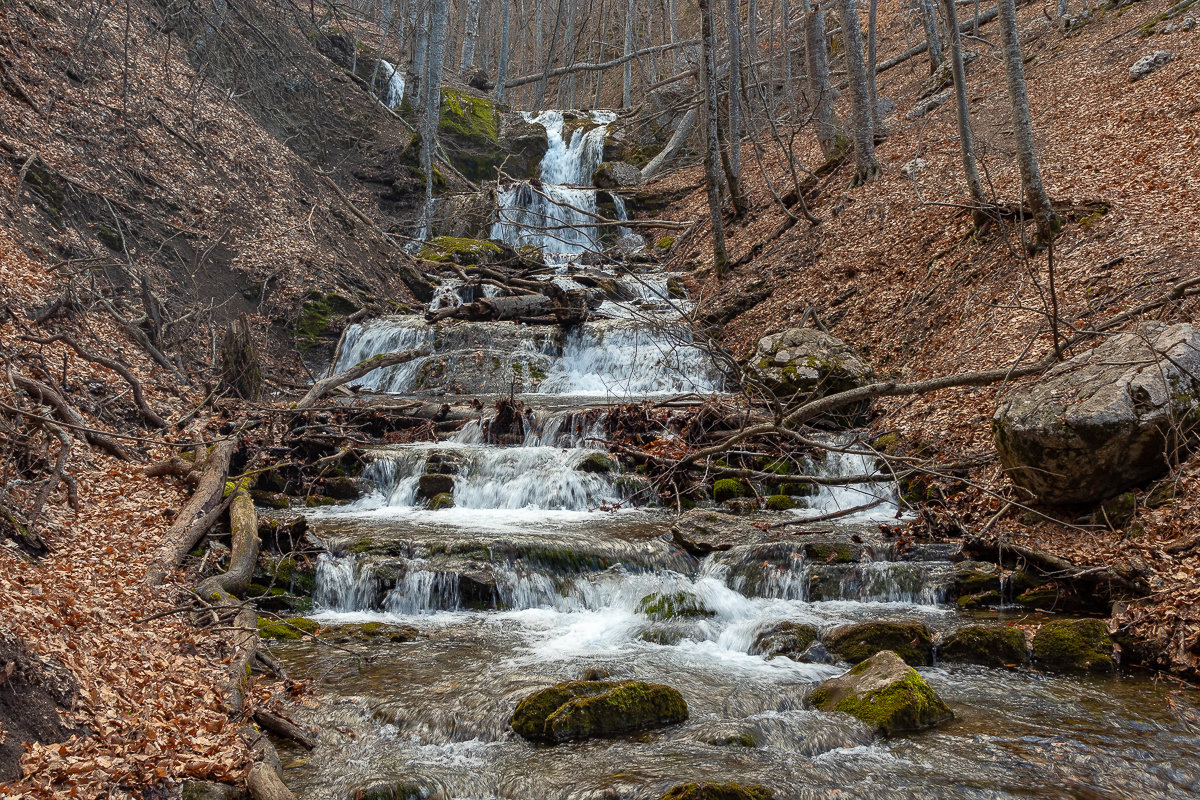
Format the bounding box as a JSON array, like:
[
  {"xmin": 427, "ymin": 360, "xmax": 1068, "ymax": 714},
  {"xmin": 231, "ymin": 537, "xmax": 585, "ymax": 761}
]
[
  {"xmin": 417, "ymin": 473, "xmax": 455, "ymax": 501},
  {"xmin": 659, "ymin": 783, "xmax": 773, "ymax": 800},
  {"xmin": 952, "ymin": 561, "xmax": 1002, "ymax": 597},
  {"xmin": 810, "ymin": 650, "xmax": 953, "ymax": 735},
  {"xmin": 1016, "ymin": 585, "xmax": 1062, "ymax": 609},
  {"xmin": 263, "ymin": 557, "xmax": 317, "ymax": 596},
  {"xmin": 303, "ymin": 495, "xmax": 342, "ymax": 507},
  {"xmin": 765, "ymin": 494, "xmax": 796, "ymax": 511},
  {"xmin": 256, "ymin": 616, "xmax": 319, "ymax": 640},
  {"xmin": 323, "ymin": 476, "xmax": 361, "ymax": 500},
  {"xmin": 323, "ymin": 622, "xmax": 419, "ymax": 644},
  {"xmin": 712, "ymin": 479, "xmax": 746, "ymax": 503},
  {"xmin": 939, "ymin": 626, "xmax": 1028, "ymax": 667},
  {"xmin": 180, "ymin": 782, "xmax": 247, "ymax": 800},
  {"xmin": 1031, "ymin": 619, "xmax": 1115, "ymax": 673},
  {"xmin": 637, "ymin": 591, "xmax": 715, "ymax": 621},
  {"xmin": 511, "ymin": 680, "xmax": 688, "ymax": 743},
  {"xmin": 418, "ymin": 236, "xmax": 502, "ymax": 265},
  {"xmin": 437, "ymin": 88, "xmax": 504, "ymax": 181},
  {"xmin": 577, "ymin": 453, "xmax": 617, "ymax": 474},
  {"xmin": 249, "ymin": 489, "xmax": 290, "ymax": 510},
  {"xmin": 1091, "ymin": 491, "xmax": 1137, "ymax": 528},
  {"xmin": 295, "ymin": 290, "xmax": 359, "ymax": 351},
  {"xmin": 350, "ymin": 780, "xmax": 429, "ymax": 800},
  {"xmin": 802, "ymin": 541, "xmax": 861, "ymax": 564},
  {"xmin": 751, "ymin": 621, "xmax": 818, "ymax": 660},
  {"xmin": 955, "ymin": 590, "xmax": 1002, "ymax": 610},
  {"xmin": 826, "ymin": 621, "xmax": 934, "ymax": 666},
  {"xmin": 657, "ymin": 237, "xmax": 677, "ymax": 250}
]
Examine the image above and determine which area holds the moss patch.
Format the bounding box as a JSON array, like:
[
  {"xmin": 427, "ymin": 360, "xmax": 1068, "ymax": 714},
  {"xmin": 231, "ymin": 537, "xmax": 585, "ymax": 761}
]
[
  {"xmin": 1031, "ymin": 619, "xmax": 1114, "ymax": 673},
  {"xmin": 939, "ymin": 626, "xmax": 1027, "ymax": 667},
  {"xmin": 637, "ymin": 591, "xmax": 715, "ymax": 621},
  {"xmin": 826, "ymin": 621, "xmax": 934, "ymax": 666},
  {"xmin": 713, "ymin": 479, "xmax": 746, "ymax": 503},
  {"xmin": 418, "ymin": 236, "xmax": 502, "ymax": 265},
  {"xmin": 659, "ymin": 783, "xmax": 773, "ymax": 800},
  {"xmin": 765, "ymin": 494, "xmax": 796, "ymax": 511},
  {"xmin": 812, "ymin": 665, "xmax": 951, "ymax": 735},
  {"xmin": 256, "ymin": 616, "xmax": 319, "ymax": 640}
]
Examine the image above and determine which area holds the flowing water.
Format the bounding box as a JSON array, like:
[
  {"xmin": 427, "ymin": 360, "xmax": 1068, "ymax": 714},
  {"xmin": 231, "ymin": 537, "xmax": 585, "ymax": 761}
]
[{"xmin": 278, "ymin": 109, "xmax": 1200, "ymax": 800}]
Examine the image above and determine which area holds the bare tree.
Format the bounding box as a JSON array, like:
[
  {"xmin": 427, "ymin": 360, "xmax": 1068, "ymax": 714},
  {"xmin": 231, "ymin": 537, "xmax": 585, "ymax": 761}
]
[
  {"xmin": 623, "ymin": 0, "xmax": 635, "ymax": 106},
  {"xmin": 724, "ymin": 0, "xmax": 748, "ymax": 216},
  {"xmin": 940, "ymin": 0, "xmax": 987, "ymax": 223},
  {"xmin": 698, "ymin": 0, "xmax": 730, "ymax": 274},
  {"xmin": 867, "ymin": 0, "xmax": 885, "ymax": 133},
  {"xmin": 805, "ymin": 4, "xmax": 842, "ymax": 160},
  {"xmin": 996, "ymin": 0, "xmax": 1058, "ymax": 245},
  {"xmin": 919, "ymin": 0, "xmax": 944, "ymax": 72},
  {"xmin": 420, "ymin": 0, "xmax": 451, "ymax": 233},
  {"xmin": 836, "ymin": 0, "xmax": 879, "ymax": 184},
  {"xmin": 460, "ymin": 0, "xmax": 483, "ymax": 73},
  {"xmin": 494, "ymin": 0, "xmax": 513, "ymax": 101}
]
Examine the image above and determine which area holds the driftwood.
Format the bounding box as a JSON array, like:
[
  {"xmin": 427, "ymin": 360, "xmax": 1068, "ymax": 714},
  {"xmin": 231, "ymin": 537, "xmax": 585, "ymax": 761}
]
[
  {"xmin": 427, "ymin": 294, "xmax": 555, "ymax": 323},
  {"xmin": 294, "ymin": 348, "xmax": 430, "ymax": 410},
  {"xmin": 252, "ymin": 710, "xmax": 317, "ymax": 750},
  {"xmin": 197, "ymin": 489, "xmax": 259, "ymax": 599},
  {"xmin": 246, "ymin": 762, "xmax": 298, "ymax": 800},
  {"xmin": 146, "ymin": 438, "xmax": 237, "ymax": 586},
  {"xmin": 13, "ymin": 375, "xmax": 132, "ymax": 460}
]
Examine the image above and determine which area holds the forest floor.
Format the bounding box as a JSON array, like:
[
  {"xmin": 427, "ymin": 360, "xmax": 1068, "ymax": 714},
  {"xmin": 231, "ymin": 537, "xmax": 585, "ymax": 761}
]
[{"xmin": 659, "ymin": 0, "xmax": 1200, "ymax": 676}]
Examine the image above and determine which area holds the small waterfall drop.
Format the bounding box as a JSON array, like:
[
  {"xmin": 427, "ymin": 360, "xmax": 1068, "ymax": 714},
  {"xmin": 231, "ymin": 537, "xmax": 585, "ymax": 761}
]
[{"xmin": 377, "ymin": 59, "xmax": 405, "ymax": 108}]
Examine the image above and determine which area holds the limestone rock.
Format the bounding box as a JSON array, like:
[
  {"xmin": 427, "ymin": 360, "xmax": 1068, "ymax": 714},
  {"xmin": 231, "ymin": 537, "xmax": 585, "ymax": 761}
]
[
  {"xmin": 993, "ymin": 323, "xmax": 1200, "ymax": 505},
  {"xmin": 510, "ymin": 680, "xmax": 688, "ymax": 743},
  {"xmin": 900, "ymin": 158, "xmax": 928, "ymax": 179},
  {"xmin": 592, "ymin": 160, "xmax": 645, "ymax": 189},
  {"xmin": 919, "ymin": 50, "xmax": 977, "ymax": 99},
  {"xmin": 906, "ymin": 89, "xmax": 951, "ymax": 120},
  {"xmin": 826, "ymin": 620, "xmax": 934, "ymax": 666},
  {"xmin": 1031, "ymin": 619, "xmax": 1115, "ymax": 673},
  {"xmin": 750, "ymin": 328, "xmax": 875, "ymax": 419},
  {"xmin": 810, "ymin": 650, "xmax": 953, "ymax": 735},
  {"xmin": 1129, "ymin": 50, "xmax": 1173, "ymax": 81},
  {"xmin": 670, "ymin": 509, "xmax": 766, "ymax": 556},
  {"xmin": 939, "ymin": 626, "xmax": 1028, "ymax": 667}
]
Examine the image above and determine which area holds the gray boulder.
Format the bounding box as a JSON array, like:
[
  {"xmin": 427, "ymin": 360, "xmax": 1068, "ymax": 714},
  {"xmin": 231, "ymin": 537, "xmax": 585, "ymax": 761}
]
[
  {"xmin": 592, "ymin": 161, "xmax": 645, "ymax": 190},
  {"xmin": 1129, "ymin": 51, "xmax": 1172, "ymax": 81},
  {"xmin": 750, "ymin": 328, "xmax": 875, "ymax": 418},
  {"xmin": 993, "ymin": 323, "xmax": 1200, "ymax": 505},
  {"xmin": 671, "ymin": 509, "xmax": 766, "ymax": 556}
]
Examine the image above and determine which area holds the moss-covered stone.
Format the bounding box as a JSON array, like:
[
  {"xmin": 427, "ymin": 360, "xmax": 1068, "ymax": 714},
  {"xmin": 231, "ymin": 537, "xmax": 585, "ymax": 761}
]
[
  {"xmin": 751, "ymin": 621, "xmax": 818, "ymax": 660},
  {"xmin": 765, "ymin": 494, "xmax": 797, "ymax": 511},
  {"xmin": 429, "ymin": 492, "xmax": 455, "ymax": 510},
  {"xmin": 939, "ymin": 626, "xmax": 1028, "ymax": 667},
  {"xmin": 323, "ymin": 622, "xmax": 419, "ymax": 644},
  {"xmin": 417, "ymin": 473, "xmax": 455, "ymax": 501},
  {"xmin": 249, "ymin": 489, "xmax": 290, "ymax": 510},
  {"xmin": 577, "ymin": 453, "xmax": 617, "ymax": 474},
  {"xmin": 1031, "ymin": 619, "xmax": 1115, "ymax": 673},
  {"xmin": 802, "ymin": 541, "xmax": 861, "ymax": 564},
  {"xmin": 511, "ymin": 680, "xmax": 688, "ymax": 743},
  {"xmin": 295, "ymin": 290, "xmax": 359, "ymax": 351},
  {"xmin": 263, "ymin": 557, "xmax": 318, "ymax": 596},
  {"xmin": 323, "ymin": 476, "xmax": 361, "ymax": 500},
  {"xmin": 826, "ymin": 621, "xmax": 934, "ymax": 666},
  {"xmin": 637, "ymin": 591, "xmax": 715, "ymax": 621},
  {"xmin": 659, "ymin": 783, "xmax": 773, "ymax": 800},
  {"xmin": 712, "ymin": 479, "xmax": 746, "ymax": 503},
  {"xmin": 955, "ymin": 590, "xmax": 1002, "ymax": 610},
  {"xmin": 810, "ymin": 650, "xmax": 953, "ymax": 735},
  {"xmin": 418, "ymin": 236, "xmax": 502, "ymax": 265},
  {"xmin": 436, "ymin": 88, "xmax": 505, "ymax": 182},
  {"xmin": 256, "ymin": 616, "xmax": 319, "ymax": 640},
  {"xmin": 952, "ymin": 561, "xmax": 1002, "ymax": 597}
]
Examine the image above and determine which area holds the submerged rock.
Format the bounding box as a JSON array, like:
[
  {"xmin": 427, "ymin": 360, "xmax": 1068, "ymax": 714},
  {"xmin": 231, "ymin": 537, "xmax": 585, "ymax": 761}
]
[
  {"xmin": 939, "ymin": 626, "xmax": 1028, "ymax": 668},
  {"xmin": 751, "ymin": 621, "xmax": 819, "ymax": 661},
  {"xmin": 1031, "ymin": 619, "xmax": 1115, "ymax": 673},
  {"xmin": 659, "ymin": 783, "xmax": 773, "ymax": 800},
  {"xmin": 637, "ymin": 591, "xmax": 715, "ymax": 621},
  {"xmin": 511, "ymin": 680, "xmax": 688, "ymax": 743},
  {"xmin": 670, "ymin": 509, "xmax": 765, "ymax": 556},
  {"xmin": 826, "ymin": 621, "xmax": 934, "ymax": 666},
  {"xmin": 322, "ymin": 622, "xmax": 418, "ymax": 644},
  {"xmin": 993, "ymin": 323, "xmax": 1200, "ymax": 505},
  {"xmin": 810, "ymin": 650, "xmax": 953, "ymax": 735},
  {"xmin": 749, "ymin": 328, "xmax": 875, "ymax": 420}
]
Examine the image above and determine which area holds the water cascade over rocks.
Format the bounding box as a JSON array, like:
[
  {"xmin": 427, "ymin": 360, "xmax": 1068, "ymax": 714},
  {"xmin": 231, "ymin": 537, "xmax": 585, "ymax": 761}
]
[{"xmin": 276, "ymin": 108, "xmax": 1200, "ymax": 800}]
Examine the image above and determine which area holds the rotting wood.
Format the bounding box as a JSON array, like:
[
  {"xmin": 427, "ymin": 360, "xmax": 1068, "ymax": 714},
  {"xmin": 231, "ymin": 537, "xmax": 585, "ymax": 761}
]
[{"xmin": 294, "ymin": 348, "xmax": 431, "ymax": 410}]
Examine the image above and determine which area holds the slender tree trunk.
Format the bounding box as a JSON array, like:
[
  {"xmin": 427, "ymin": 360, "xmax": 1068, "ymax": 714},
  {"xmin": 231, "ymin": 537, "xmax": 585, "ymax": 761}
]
[
  {"xmin": 806, "ymin": 5, "xmax": 841, "ymax": 160},
  {"xmin": 460, "ymin": 0, "xmax": 482, "ymax": 73},
  {"xmin": 781, "ymin": 0, "xmax": 794, "ymax": 105},
  {"xmin": 996, "ymin": 0, "xmax": 1058, "ymax": 245},
  {"xmin": 724, "ymin": 0, "xmax": 748, "ymax": 216},
  {"xmin": 669, "ymin": 0, "xmax": 681, "ymax": 71},
  {"xmin": 412, "ymin": 2, "xmax": 430, "ymax": 103},
  {"xmin": 919, "ymin": 0, "xmax": 944, "ymax": 72},
  {"xmin": 495, "ymin": 0, "xmax": 513, "ymax": 102},
  {"xmin": 940, "ymin": 0, "xmax": 987, "ymax": 223},
  {"xmin": 421, "ymin": 0, "xmax": 450, "ymax": 235},
  {"xmin": 836, "ymin": 0, "xmax": 879, "ymax": 184},
  {"xmin": 698, "ymin": 0, "xmax": 729, "ymax": 274},
  {"xmin": 623, "ymin": 0, "xmax": 635, "ymax": 106},
  {"xmin": 866, "ymin": 0, "xmax": 885, "ymax": 133}
]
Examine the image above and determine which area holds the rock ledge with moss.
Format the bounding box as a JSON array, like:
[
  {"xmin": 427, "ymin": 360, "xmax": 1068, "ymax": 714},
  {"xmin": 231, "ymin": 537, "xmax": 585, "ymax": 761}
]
[
  {"xmin": 811, "ymin": 650, "xmax": 953, "ymax": 735},
  {"xmin": 510, "ymin": 680, "xmax": 688, "ymax": 743}
]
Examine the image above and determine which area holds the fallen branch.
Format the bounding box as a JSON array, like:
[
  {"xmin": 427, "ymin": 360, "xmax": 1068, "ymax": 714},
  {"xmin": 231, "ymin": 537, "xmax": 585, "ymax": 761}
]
[
  {"xmin": 13, "ymin": 375, "xmax": 132, "ymax": 460},
  {"xmin": 294, "ymin": 349, "xmax": 430, "ymax": 410},
  {"xmin": 252, "ymin": 710, "xmax": 317, "ymax": 750},
  {"xmin": 503, "ymin": 39, "xmax": 701, "ymax": 88}
]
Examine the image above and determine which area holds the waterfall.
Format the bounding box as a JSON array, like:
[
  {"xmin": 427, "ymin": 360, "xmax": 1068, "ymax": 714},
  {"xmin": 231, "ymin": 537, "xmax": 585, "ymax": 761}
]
[
  {"xmin": 801, "ymin": 441, "xmax": 902, "ymax": 522},
  {"xmin": 490, "ymin": 111, "xmax": 618, "ymax": 259},
  {"xmin": 377, "ymin": 59, "xmax": 405, "ymax": 108}
]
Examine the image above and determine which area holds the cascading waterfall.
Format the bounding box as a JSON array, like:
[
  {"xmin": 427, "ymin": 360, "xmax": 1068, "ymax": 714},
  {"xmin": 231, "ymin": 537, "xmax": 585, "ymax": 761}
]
[{"xmin": 376, "ymin": 59, "xmax": 405, "ymax": 108}]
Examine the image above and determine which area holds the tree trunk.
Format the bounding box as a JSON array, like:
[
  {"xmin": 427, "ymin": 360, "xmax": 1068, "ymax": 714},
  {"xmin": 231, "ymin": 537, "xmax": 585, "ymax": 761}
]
[
  {"xmin": 218, "ymin": 314, "xmax": 263, "ymax": 402},
  {"xmin": 867, "ymin": 0, "xmax": 884, "ymax": 132},
  {"xmin": 494, "ymin": 0, "xmax": 513, "ymax": 102},
  {"xmin": 642, "ymin": 105, "xmax": 699, "ymax": 179},
  {"xmin": 836, "ymin": 0, "xmax": 879, "ymax": 184},
  {"xmin": 460, "ymin": 0, "xmax": 482, "ymax": 72},
  {"xmin": 805, "ymin": 6, "xmax": 841, "ymax": 160},
  {"xmin": 421, "ymin": 0, "xmax": 451, "ymax": 235},
  {"xmin": 724, "ymin": 0, "xmax": 748, "ymax": 216},
  {"xmin": 940, "ymin": 0, "xmax": 987, "ymax": 223},
  {"xmin": 919, "ymin": 0, "xmax": 944, "ymax": 72},
  {"xmin": 996, "ymin": 0, "xmax": 1058, "ymax": 246},
  {"xmin": 698, "ymin": 0, "xmax": 730, "ymax": 275},
  {"xmin": 623, "ymin": 0, "xmax": 635, "ymax": 106},
  {"xmin": 412, "ymin": 3, "xmax": 429, "ymax": 102}
]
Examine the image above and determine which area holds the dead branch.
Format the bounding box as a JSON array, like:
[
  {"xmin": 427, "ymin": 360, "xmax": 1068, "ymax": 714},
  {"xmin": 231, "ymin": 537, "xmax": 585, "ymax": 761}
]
[
  {"xmin": 13, "ymin": 374, "xmax": 132, "ymax": 460},
  {"xmin": 294, "ymin": 348, "xmax": 430, "ymax": 410},
  {"xmin": 251, "ymin": 710, "xmax": 317, "ymax": 750}
]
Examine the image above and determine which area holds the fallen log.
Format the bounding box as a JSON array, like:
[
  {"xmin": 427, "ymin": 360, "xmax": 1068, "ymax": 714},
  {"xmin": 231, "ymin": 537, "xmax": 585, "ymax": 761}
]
[
  {"xmin": 427, "ymin": 294, "xmax": 555, "ymax": 322},
  {"xmin": 252, "ymin": 710, "xmax": 317, "ymax": 750},
  {"xmin": 13, "ymin": 375, "xmax": 132, "ymax": 460},
  {"xmin": 246, "ymin": 762, "xmax": 298, "ymax": 800},
  {"xmin": 197, "ymin": 488, "xmax": 259, "ymax": 599},
  {"xmin": 294, "ymin": 348, "xmax": 430, "ymax": 410},
  {"xmin": 146, "ymin": 438, "xmax": 237, "ymax": 586}
]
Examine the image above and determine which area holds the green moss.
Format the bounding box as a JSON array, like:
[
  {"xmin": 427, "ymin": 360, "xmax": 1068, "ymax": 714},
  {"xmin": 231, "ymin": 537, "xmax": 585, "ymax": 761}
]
[
  {"xmin": 939, "ymin": 626, "xmax": 1027, "ymax": 667},
  {"xmin": 222, "ymin": 476, "xmax": 253, "ymax": 498},
  {"xmin": 955, "ymin": 590, "xmax": 1002, "ymax": 609},
  {"xmin": 713, "ymin": 479, "xmax": 746, "ymax": 503},
  {"xmin": 295, "ymin": 290, "xmax": 359, "ymax": 351},
  {"xmin": 826, "ymin": 621, "xmax": 933, "ymax": 665},
  {"xmin": 871, "ymin": 433, "xmax": 902, "ymax": 454},
  {"xmin": 544, "ymin": 680, "xmax": 689, "ymax": 742},
  {"xmin": 656, "ymin": 236, "xmax": 676, "ymax": 250},
  {"xmin": 429, "ymin": 492, "xmax": 455, "ymax": 510},
  {"xmin": 418, "ymin": 236, "xmax": 502, "ymax": 265},
  {"xmin": 1016, "ymin": 585, "xmax": 1061, "ymax": 608},
  {"xmin": 439, "ymin": 88, "xmax": 500, "ymax": 142},
  {"xmin": 578, "ymin": 453, "xmax": 617, "ymax": 474},
  {"xmin": 511, "ymin": 681, "xmax": 614, "ymax": 740},
  {"xmin": 256, "ymin": 616, "xmax": 319, "ymax": 640},
  {"xmin": 265, "ymin": 557, "xmax": 317, "ymax": 595},
  {"xmin": 1032, "ymin": 619, "xmax": 1114, "ymax": 673},
  {"xmin": 637, "ymin": 591, "xmax": 715, "ymax": 621},
  {"xmin": 249, "ymin": 489, "xmax": 290, "ymax": 509},
  {"xmin": 765, "ymin": 494, "xmax": 797, "ymax": 511},
  {"xmin": 819, "ymin": 669, "xmax": 949, "ymax": 735},
  {"xmin": 803, "ymin": 542, "xmax": 860, "ymax": 564},
  {"xmin": 659, "ymin": 783, "xmax": 773, "ymax": 800}
]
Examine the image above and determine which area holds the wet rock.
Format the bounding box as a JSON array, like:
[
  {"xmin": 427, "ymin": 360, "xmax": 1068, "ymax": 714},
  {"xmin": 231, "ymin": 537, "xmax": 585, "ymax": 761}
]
[
  {"xmin": 498, "ymin": 113, "xmax": 550, "ymax": 180},
  {"xmin": 749, "ymin": 329, "xmax": 875, "ymax": 421},
  {"xmin": 952, "ymin": 561, "xmax": 1002, "ymax": 596},
  {"xmin": 323, "ymin": 622, "xmax": 419, "ymax": 644},
  {"xmin": 764, "ymin": 494, "xmax": 797, "ymax": 511},
  {"xmin": 939, "ymin": 626, "xmax": 1028, "ymax": 668},
  {"xmin": 799, "ymin": 641, "xmax": 835, "ymax": 664},
  {"xmin": 1031, "ymin": 619, "xmax": 1115, "ymax": 673},
  {"xmin": 1129, "ymin": 50, "xmax": 1172, "ymax": 81},
  {"xmin": 751, "ymin": 622, "xmax": 819, "ymax": 660},
  {"xmin": 437, "ymin": 89, "xmax": 504, "ymax": 182},
  {"xmin": 659, "ymin": 783, "xmax": 773, "ymax": 800},
  {"xmin": 810, "ymin": 650, "xmax": 953, "ymax": 735},
  {"xmin": 577, "ymin": 453, "xmax": 617, "ymax": 473},
  {"xmin": 322, "ymin": 476, "xmax": 361, "ymax": 500},
  {"xmin": 511, "ymin": 680, "xmax": 688, "ymax": 743},
  {"xmin": 256, "ymin": 616, "xmax": 319, "ymax": 640},
  {"xmin": 637, "ymin": 591, "xmax": 715, "ymax": 621},
  {"xmin": 670, "ymin": 509, "xmax": 766, "ymax": 556},
  {"xmin": 350, "ymin": 780, "xmax": 429, "ymax": 800},
  {"xmin": 993, "ymin": 323, "xmax": 1200, "ymax": 505},
  {"xmin": 826, "ymin": 621, "xmax": 934, "ymax": 666},
  {"xmin": 579, "ymin": 667, "xmax": 613, "ymax": 681},
  {"xmin": 417, "ymin": 473, "xmax": 454, "ymax": 501},
  {"xmin": 429, "ymin": 492, "xmax": 455, "ymax": 510},
  {"xmin": 592, "ymin": 160, "xmax": 644, "ymax": 189}
]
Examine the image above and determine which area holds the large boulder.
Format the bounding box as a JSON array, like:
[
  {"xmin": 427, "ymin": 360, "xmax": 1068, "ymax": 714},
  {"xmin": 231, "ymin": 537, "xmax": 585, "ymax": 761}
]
[
  {"xmin": 810, "ymin": 650, "xmax": 953, "ymax": 735},
  {"xmin": 939, "ymin": 626, "xmax": 1028, "ymax": 668},
  {"xmin": 670, "ymin": 510, "xmax": 766, "ymax": 556},
  {"xmin": 592, "ymin": 161, "xmax": 644, "ymax": 190},
  {"xmin": 1031, "ymin": 619, "xmax": 1115, "ymax": 673},
  {"xmin": 993, "ymin": 323, "xmax": 1200, "ymax": 505},
  {"xmin": 751, "ymin": 621, "xmax": 819, "ymax": 661},
  {"xmin": 826, "ymin": 621, "xmax": 934, "ymax": 666},
  {"xmin": 510, "ymin": 680, "xmax": 688, "ymax": 743},
  {"xmin": 749, "ymin": 329, "xmax": 875, "ymax": 418},
  {"xmin": 498, "ymin": 113, "xmax": 550, "ymax": 180}
]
